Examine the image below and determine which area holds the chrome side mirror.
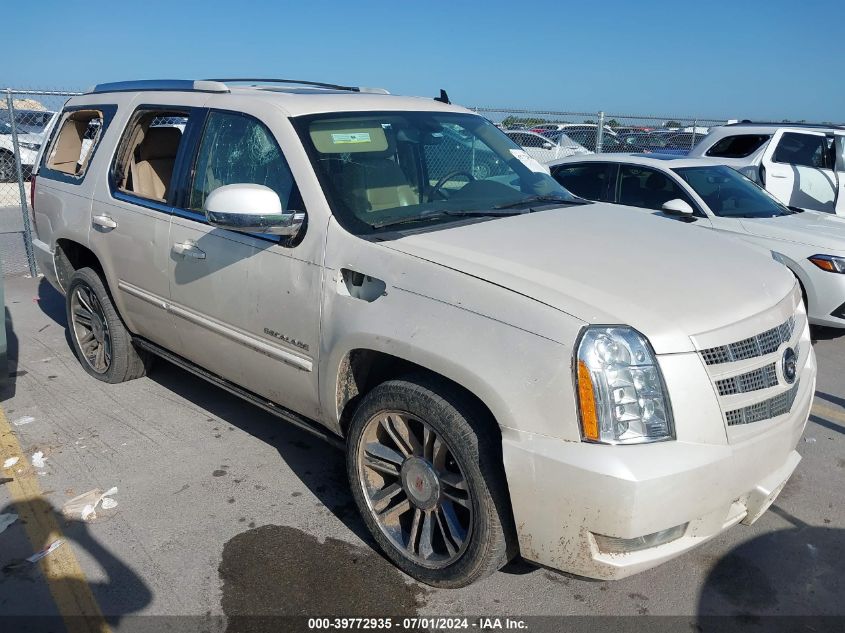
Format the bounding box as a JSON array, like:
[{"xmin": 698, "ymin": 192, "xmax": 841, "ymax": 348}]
[
  {"xmin": 204, "ymin": 184, "xmax": 304, "ymax": 236},
  {"xmin": 661, "ymin": 198, "xmax": 694, "ymax": 217}
]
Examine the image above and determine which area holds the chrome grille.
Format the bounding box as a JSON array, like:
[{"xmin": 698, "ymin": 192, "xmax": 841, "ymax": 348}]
[
  {"xmin": 725, "ymin": 380, "xmax": 800, "ymax": 426},
  {"xmin": 700, "ymin": 316, "xmax": 795, "ymax": 366},
  {"xmin": 715, "ymin": 363, "xmax": 778, "ymax": 396}
]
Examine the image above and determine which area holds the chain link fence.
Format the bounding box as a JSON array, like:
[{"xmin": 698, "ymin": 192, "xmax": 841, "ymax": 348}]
[
  {"xmin": 471, "ymin": 107, "xmax": 729, "ymax": 164},
  {"xmin": 0, "ymin": 87, "xmax": 734, "ymax": 277},
  {"xmin": 1, "ymin": 89, "xmax": 81, "ymax": 277}
]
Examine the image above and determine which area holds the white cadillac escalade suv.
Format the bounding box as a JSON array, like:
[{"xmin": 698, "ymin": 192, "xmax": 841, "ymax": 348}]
[{"xmin": 29, "ymin": 79, "xmax": 815, "ymax": 587}]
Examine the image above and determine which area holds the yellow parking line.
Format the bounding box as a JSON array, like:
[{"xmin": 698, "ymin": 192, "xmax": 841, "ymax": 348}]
[
  {"xmin": 811, "ymin": 402, "xmax": 845, "ymax": 425},
  {"xmin": 0, "ymin": 405, "xmax": 110, "ymax": 633}
]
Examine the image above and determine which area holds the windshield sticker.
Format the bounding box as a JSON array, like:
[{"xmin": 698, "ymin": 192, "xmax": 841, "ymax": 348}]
[
  {"xmin": 509, "ymin": 149, "xmax": 551, "ymax": 174},
  {"xmin": 331, "ymin": 132, "xmax": 372, "ymax": 144}
]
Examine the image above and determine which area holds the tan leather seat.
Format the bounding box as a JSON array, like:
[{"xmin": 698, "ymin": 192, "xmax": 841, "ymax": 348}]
[
  {"xmin": 342, "ymin": 157, "xmax": 417, "ymax": 213},
  {"xmin": 132, "ymin": 127, "xmax": 182, "ymax": 200}
]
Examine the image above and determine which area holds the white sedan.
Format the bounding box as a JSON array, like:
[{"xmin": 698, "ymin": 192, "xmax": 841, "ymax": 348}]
[
  {"xmin": 504, "ymin": 129, "xmax": 591, "ymax": 164},
  {"xmin": 549, "ymin": 153, "xmax": 845, "ymax": 328}
]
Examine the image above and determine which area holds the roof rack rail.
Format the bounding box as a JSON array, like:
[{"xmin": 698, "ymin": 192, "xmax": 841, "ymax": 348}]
[
  {"xmin": 86, "ymin": 79, "xmax": 229, "ymax": 94},
  {"xmin": 725, "ymin": 120, "xmax": 845, "ymax": 130},
  {"xmin": 206, "ymin": 78, "xmax": 389, "ymax": 94},
  {"xmin": 208, "ymin": 78, "xmax": 360, "ymax": 91}
]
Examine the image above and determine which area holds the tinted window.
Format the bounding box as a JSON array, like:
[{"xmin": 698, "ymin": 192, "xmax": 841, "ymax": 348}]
[
  {"xmin": 552, "ymin": 163, "xmax": 615, "ymax": 201},
  {"xmin": 188, "ymin": 111, "xmax": 298, "ymax": 212},
  {"xmin": 772, "ymin": 132, "xmax": 829, "ymax": 169},
  {"xmin": 705, "ymin": 134, "xmax": 770, "ymax": 158},
  {"xmin": 618, "ymin": 165, "xmax": 696, "ymax": 212},
  {"xmin": 674, "ymin": 165, "xmax": 791, "ymax": 218}
]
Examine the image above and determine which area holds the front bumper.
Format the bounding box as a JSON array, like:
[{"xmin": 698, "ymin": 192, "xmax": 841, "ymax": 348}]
[{"xmin": 501, "ymin": 362, "xmax": 814, "ymax": 580}]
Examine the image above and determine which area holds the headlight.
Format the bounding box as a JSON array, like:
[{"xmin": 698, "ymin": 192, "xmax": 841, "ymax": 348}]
[
  {"xmin": 18, "ymin": 142, "xmax": 40, "ymax": 151},
  {"xmin": 808, "ymin": 254, "xmax": 845, "ymax": 274},
  {"xmin": 574, "ymin": 326, "xmax": 674, "ymax": 444}
]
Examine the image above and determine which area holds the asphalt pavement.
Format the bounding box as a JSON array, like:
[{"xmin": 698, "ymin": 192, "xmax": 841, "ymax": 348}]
[{"xmin": 1, "ymin": 274, "xmax": 843, "ymax": 632}]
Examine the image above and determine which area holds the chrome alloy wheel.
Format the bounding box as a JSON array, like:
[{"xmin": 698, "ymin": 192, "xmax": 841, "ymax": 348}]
[
  {"xmin": 357, "ymin": 411, "xmax": 473, "ymax": 568},
  {"xmin": 70, "ymin": 284, "xmax": 112, "ymax": 374}
]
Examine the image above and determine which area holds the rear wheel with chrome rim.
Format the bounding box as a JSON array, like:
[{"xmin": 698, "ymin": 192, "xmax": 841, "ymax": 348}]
[
  {"xmin": 66, "ymin": 267, "xmax": 150, "ymax": 383},
  {"xmin": 347, "ymin": 376, "xmax": 513, "ymax": 587}
]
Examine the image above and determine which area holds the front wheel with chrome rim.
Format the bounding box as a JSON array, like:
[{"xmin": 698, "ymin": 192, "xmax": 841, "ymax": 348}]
[
  {"xmin": 65, "ymin": 267, "xmax": 151, "ymax": 384},
  {"xmin": 347, "ymin": 376, "xmax": 514, "ymax": 587}
]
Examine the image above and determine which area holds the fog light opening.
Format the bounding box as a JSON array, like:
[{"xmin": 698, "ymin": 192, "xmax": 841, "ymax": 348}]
[{"xmin": 593, "ymin": 523, "xmax": 688, "ymax": 554}]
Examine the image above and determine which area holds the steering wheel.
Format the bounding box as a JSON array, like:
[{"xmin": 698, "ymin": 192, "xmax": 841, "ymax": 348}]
[{"xmin": 429, "ymin": 170, "xmax": 476, "ymax": 200}]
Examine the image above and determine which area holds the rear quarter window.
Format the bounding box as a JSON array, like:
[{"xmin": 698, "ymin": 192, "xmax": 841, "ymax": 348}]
[
  {"xmin": 40, "ymin": 105, "xmax": 117, "ymax": 183},
  {"xmin": 705, "ymin": 134, "xmax": 770, "ymax": 158}
]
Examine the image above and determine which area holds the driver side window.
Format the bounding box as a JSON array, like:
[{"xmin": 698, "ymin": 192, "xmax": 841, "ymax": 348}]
[
  {"xmin": 188, "ymin": 111, "xmax": 300, "ymax": 212},
  {"xmin": 618, "ymin": 165, "xmax": 698, "ymax": 213}
]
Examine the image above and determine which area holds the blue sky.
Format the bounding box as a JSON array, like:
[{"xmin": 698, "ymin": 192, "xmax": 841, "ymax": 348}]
[{"xmin": 6, "ymin": 0, "xmax": 843, "ymax": 121}]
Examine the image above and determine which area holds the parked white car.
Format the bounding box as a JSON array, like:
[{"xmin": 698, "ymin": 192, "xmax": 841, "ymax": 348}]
[
  {"xmin": 550, "ymin": 153, "xmax": 845, "ymax": 327},
  {"xmin": 504, "ymin": 129, "xmax": 591, "ymax": 163},
  {"xmin": 689, "ymin": 123, "xmax": 845, "ymax": 215},
  {"xmin": 0, "ymin": 121, "xmax": 41, "ymax": 181}
]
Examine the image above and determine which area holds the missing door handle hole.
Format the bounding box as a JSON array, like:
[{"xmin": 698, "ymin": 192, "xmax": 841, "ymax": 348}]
[{"xmin": 339, "ymin": 269, "xmax": 386, "ymax": 302}]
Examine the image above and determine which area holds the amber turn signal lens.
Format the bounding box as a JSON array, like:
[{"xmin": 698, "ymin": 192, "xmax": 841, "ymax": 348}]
[
  {"xmin": 577, "ymin": 360, "xmax": 599, "ymax": 441},
  {"xmin": 809, "ymin": 256, "xmax": 837, "ymax": 272}
]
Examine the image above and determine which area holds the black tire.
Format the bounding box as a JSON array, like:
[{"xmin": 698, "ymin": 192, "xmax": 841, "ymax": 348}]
[
  {"xmin": 66, "ymin": 267, "xmax": 151, "ymax": 383},
  {"xmin": 347, "ymin": 375, "xmax": 514, "ymax": 588},
  {"xmin": 0, "ymin": 151, "xmax": 15, "ymax": 183}
]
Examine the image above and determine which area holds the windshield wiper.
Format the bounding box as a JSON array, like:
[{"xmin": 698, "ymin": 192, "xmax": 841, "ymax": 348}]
[
  {"xmin": 372, "ymin": 209, "xmax": 525, "ymax": 229},
  {"xmin": 494, "ymin": 195, "xmax": 587, "ymax": 209}
]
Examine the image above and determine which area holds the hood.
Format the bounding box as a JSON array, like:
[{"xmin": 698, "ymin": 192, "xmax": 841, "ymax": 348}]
[
  {"xmin": 740, "ymin": 211, "xmax": 845, "ymax": 253},
  {"xmin": 383, "ymin": 203, "xmax": 794, "ymax": 354}
]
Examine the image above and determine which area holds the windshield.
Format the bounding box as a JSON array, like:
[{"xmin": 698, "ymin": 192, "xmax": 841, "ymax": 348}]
[
  {"xmin": 293, "ymin": 111, "xmax": 579, "ymax": 235},
  {"xmin": 673, "ymin": 165, "xmax": 792, "ymax": 218}
]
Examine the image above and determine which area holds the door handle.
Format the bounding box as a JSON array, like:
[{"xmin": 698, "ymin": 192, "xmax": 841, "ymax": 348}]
[
  {"xmin": 172, "ymin": 241, "xmax": 206, "ymax": 259},
  {"xmin": 92, "ymin": 214, "xmax": 117, "ymax": 230}
]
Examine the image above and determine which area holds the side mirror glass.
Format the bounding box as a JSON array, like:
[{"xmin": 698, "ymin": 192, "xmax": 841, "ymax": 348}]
[
  {"xmin": 661, "ymin": 198, "xmax": 694, "ymax": 217},
  {"xmin": 204, "ymin": 184, "xmax": 304, "ymax": 236},
  {"xmin": 542, "ymin": 142, "xmax": 555, "ymax": 150}
]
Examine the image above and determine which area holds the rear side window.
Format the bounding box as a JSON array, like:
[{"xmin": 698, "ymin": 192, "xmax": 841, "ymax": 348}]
[
  {"xmin": 44, "ymin": 110, "xmax": 106, "ymax": 177},
  {"xmin": 772, "ymin": 132, "xmax": 829, "ymax": 169},
  {"xmin": 705, "ymin": 134, "xmax": 770, "ymax": 158},
  {"xmin": 552, "ymin": 163, "xmax": 615, "ymax": 201},
  {"xmin": 111, "ymin": 109, "xmax": 192, "ymax": 203}
]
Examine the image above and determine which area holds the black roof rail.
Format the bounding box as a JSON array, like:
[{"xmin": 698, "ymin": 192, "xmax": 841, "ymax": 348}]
[{"xmin": 206, "ymin": 78, "xmax": 364, "ymax": 92}]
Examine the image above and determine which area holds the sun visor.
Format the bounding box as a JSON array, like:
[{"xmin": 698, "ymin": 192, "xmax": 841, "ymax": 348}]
[{"xmin": 310, "ymin": 121, "xmax": 389, "ymax": 153}]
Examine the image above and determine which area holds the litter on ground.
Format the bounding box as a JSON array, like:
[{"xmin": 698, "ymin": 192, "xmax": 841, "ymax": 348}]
[
  {"xmin": 62, "ymin": 487, "xmax": 119, "ymax": 521},
  {"xmin": 12, "ymin": 416, "xmax": 35, "ymax": 427},
  {"xmin": 2, "ymin": 457, "xmax": 19, "ymax": 469},
  {"xmin": 26, "ymin": 539, "xmax": 64, "ymax": 564},
  {"xmin": 31, "ymin": 452, "xmax": 47, "ymax": 469}
]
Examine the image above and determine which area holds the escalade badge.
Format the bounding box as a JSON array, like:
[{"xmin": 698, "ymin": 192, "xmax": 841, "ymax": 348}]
[{"xmin": 782, "ymin": 347, "xmax": 797, "ymax": 384}]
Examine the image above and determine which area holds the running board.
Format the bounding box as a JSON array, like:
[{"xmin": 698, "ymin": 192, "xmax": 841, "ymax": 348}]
[{"xmin": 133, "ymin": 337, "xmax": 344, "ymax": 449}]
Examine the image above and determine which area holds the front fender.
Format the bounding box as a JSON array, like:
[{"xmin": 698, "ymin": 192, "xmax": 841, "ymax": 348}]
[{"xmin": 318, "ymin": 278, "xmax": 582, "ymax": 442}]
